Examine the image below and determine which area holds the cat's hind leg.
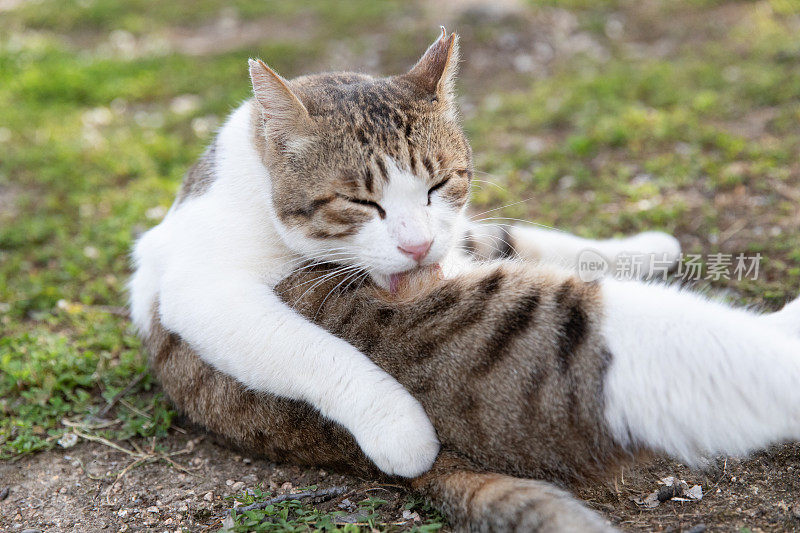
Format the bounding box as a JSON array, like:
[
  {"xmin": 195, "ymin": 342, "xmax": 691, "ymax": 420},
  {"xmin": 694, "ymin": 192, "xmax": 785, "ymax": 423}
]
[
  {"xmin": 601, "ymin": 280, "xmax": 800, "ymax": 464},
  {"xmin": 462, "ymin": 220, "xmax": 681, "ymax": 279},
  {"xmin": 760, "ymin": 294, "xmax": 800, "ymax": 337},
  {"xmin": 412, "ymin": 452, "xmax": 617, "ymax": 533}
]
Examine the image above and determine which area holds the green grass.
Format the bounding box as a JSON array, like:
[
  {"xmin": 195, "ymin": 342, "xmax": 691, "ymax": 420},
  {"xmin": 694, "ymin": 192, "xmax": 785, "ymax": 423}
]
[
  {"xmin": 227, "ymin": 488, "xmax": 444, "ymax": 532},
  {"xmin": 467, "ymin": 0, "xmax": 800, "ymax": 303},
  {"xmin": 1, "ymin": 0, "xmax": 799, "ymax": 530}
]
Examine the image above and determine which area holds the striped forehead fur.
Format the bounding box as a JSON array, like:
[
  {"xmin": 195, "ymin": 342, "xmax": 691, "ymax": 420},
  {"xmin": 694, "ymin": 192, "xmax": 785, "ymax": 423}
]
[{"xmin": 249, "ymin": 50, "xmax": 472, "ymax": 240}]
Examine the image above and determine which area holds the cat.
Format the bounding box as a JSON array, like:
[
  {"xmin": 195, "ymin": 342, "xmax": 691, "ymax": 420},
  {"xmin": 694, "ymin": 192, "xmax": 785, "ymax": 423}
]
[
  {"xmin": 129, "ymin": 28, "xmax": 680, "ymax": 479},
  {"xmin": 135, "ymin": 28, "xmax": 800, "ymax": 530},
  {"xmin": 145, "ymin": 260, "xmax": 800, "ymax": 531}
]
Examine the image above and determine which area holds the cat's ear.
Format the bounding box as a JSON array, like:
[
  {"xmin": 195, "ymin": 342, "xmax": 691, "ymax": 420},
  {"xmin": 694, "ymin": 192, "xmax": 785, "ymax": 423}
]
[
  {"xmin": 248, "ymin": 58, "xmax": 310, "ymax": 137},
  {"xmin": 404, "ymin": 27, "xmax": 460, "ymax": 104}
]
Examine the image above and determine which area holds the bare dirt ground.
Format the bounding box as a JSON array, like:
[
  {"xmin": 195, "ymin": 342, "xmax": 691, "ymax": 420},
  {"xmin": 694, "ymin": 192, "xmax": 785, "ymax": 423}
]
[
  {"xmin": 0, "ymin": 429, "xmax": 410, "ymax": 532},
  {"xmin": 3, "ymin": 431, "xmax": 800, "ymax": 532}
]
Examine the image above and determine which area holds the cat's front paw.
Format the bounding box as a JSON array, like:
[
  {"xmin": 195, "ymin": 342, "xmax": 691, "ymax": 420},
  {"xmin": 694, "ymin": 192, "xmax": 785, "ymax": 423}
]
[{"xmin": 352, "ymin": 387, "xmax": 440, "ymax": 478}]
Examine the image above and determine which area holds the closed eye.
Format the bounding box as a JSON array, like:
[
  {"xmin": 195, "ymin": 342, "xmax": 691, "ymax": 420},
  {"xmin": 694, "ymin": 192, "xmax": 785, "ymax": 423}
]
[
  {"xmin": 336, "ymin": 193, "xmax": 386, "ymax": 219},
  {"xmin": 427, "ymin": 178, "xmax": 450, "ymax": 204}
]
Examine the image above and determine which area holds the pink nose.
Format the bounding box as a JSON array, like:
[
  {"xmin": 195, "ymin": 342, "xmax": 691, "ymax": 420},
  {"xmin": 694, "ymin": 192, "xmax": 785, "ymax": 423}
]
[{"xmin": 398, "ymin": 240, "xmax": 432, "ymax": 262}]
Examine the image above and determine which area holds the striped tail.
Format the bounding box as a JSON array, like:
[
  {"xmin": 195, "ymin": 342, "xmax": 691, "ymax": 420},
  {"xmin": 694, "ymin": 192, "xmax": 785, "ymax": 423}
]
[{"xmin": 412, "ymin": 452, "xmax": 617, "ymax": 533}]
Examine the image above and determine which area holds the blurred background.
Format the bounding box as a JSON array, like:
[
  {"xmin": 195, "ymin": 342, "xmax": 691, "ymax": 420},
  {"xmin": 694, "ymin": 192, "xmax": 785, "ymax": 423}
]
[{"xmin": 1, "ymin": 0, "xmax": 800, "ymax": 531}]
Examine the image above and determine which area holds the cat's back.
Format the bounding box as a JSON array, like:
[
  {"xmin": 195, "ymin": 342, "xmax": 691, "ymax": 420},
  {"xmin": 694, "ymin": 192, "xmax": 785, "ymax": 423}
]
[{"xmin": 128, "ymin": 99, "xmax": 288, "ymax": 335}]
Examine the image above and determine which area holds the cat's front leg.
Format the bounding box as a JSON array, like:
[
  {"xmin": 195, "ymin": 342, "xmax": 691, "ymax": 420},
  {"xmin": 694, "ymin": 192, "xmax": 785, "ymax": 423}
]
[
  {"xmin": 155, "ymin": 266, "xmax": 440, "ymax": 477},
  {"xmin": 463, "ymin": 221, "xmax": 681, "ymax": 279}
]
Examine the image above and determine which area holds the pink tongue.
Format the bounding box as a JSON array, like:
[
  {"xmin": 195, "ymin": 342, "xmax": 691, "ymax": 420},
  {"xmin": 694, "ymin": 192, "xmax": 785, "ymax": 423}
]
[{"xmin": 389, "ymin": 273, "xmax": 404, "ymax": 294}]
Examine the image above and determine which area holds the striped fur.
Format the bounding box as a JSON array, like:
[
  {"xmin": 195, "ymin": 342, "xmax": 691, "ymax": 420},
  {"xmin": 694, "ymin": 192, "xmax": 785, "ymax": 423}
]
[{"xmin": 145, "ymin": 261, "xmax": 626, "ymax": 531}]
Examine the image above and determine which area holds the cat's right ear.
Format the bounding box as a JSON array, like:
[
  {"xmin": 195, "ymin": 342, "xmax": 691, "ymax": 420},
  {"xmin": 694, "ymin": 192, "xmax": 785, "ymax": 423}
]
[
  {"xmin": 248, "ymin": 59, "xmax": 310, "ymax": 137},
  {"xmin": 403, "ymin": 27, "xmax": 460, "ymax": 105}
]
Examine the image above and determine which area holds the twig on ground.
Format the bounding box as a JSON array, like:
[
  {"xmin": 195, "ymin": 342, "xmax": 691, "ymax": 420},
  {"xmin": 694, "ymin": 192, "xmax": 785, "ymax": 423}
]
[
  {"xmin": 68, "ymin": 428, "xmax": 197, "ymax": 504},
  {"xmin": 96, "ymin": 370, "xmax": 147, "ymax": 419},
  {"xmin": 232, "ymin": 486, "xmax": 348, "ymax": 515},
  {"xmin": 72, "ymin": 429, "xmax": 141, "ymax": 458},
  {"xmin": 62, "ymin": 418, "xmax": 121, "ymax": 430},
  {"xmin": 118, "ymin": 397, "xmax": 151, "ymax": 419},
  {"xmin": 160, "ymin": 454, "xmax": 198, "ymax": 476}
]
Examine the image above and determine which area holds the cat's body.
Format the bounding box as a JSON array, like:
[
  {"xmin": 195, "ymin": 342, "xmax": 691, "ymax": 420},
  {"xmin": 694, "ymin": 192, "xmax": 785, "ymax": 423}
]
[
  {"xmin": 146, "ymin": 260, "xmax": 800, "ymax": 531},
  {"xmin": 130, "ymin": 29, "xmax": 679, "ymax": 479}
]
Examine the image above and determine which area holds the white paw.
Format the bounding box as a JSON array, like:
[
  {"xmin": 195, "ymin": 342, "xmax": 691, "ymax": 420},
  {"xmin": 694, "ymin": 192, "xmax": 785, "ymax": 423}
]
[
  {"xmin": 607, "ymin": 231, "xmax": 682, "ymax": 279},
  {"xmin": 623, "ymin": 231, "xmax": 681, "ymax": 262},
  {"xmin": 351, "ymin": 385, "xmax": 440, "ymax": 478}
]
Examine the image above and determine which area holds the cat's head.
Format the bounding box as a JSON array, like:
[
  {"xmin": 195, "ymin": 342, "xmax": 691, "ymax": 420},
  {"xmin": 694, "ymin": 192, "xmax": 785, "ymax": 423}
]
[{"xmin": 249, "ymin": 28, "xmax": 472, "ymax": 288}]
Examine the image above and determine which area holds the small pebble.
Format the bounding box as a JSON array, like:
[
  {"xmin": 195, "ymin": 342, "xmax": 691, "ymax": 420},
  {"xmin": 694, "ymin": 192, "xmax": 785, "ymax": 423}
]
[
  {"xmin": 59, "ymin": 431, "xmax": 80, "ymax": 448},
  {"xmin": 203, "ymin": 491, "xmax": 214, "ymax": 502}
]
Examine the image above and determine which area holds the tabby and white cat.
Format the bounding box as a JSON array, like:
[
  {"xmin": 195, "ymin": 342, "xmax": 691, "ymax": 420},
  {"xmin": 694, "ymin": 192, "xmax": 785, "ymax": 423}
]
[
  {"xmin": 135, "ymin": 29, "xmax": 800, "ymax": 531},
  {"xmin": 129, "ymin": 29, "xmax": 680, "ymax": 478}
]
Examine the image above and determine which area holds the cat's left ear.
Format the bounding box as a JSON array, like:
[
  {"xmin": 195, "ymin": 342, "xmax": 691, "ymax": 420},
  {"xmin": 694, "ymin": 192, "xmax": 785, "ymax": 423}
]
[
  {"xmin": 404, "ymin": 27, "xmax": 460, "ymax": 105},
  {"xmin": 248, "ymin": 58, "xmax": 311, "ymax": 141}
]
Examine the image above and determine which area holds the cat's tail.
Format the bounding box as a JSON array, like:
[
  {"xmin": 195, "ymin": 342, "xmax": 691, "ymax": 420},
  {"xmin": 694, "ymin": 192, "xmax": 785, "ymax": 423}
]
[
  {"xmin": 412, "ymin": 452, "xmax": 617, "ymax": 533},
  {"xmin": 600, "ymin": 280, "xmax": 800, "ymax": 464}
]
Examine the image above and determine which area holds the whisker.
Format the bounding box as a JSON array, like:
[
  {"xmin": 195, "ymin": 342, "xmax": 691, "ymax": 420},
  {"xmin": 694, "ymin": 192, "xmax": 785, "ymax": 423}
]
[
  {"xmin": 291, "ymin": 264, "xmax": 365, "ymax": 305},
  {"xmin": 456, "ymin": 230, "xmax": 523, "ymax": 259},
  {"xmin": 469, "ymin": 178, "xmax": 508, "ymax": 193},
  {"xmin": 312, "ymin": 269, "xmax": 369, "ymax": 321},
  {"xmin": 468, "ymin": 197, "xmax": 534, "ymax": 220},
  {"xmin": 277, "ymin": 264, "xmax": 357, "ymax": 296},
  {"xmin": 471, "ymin": 217, "xmax": 566, "ymax": 233}
]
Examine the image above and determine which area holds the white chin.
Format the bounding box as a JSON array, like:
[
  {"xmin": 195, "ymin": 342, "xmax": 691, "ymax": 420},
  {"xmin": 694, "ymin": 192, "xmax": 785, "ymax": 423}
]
[{"xmin": 371, "ymin": 272, "xmax": 392, "ymax": 290}]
